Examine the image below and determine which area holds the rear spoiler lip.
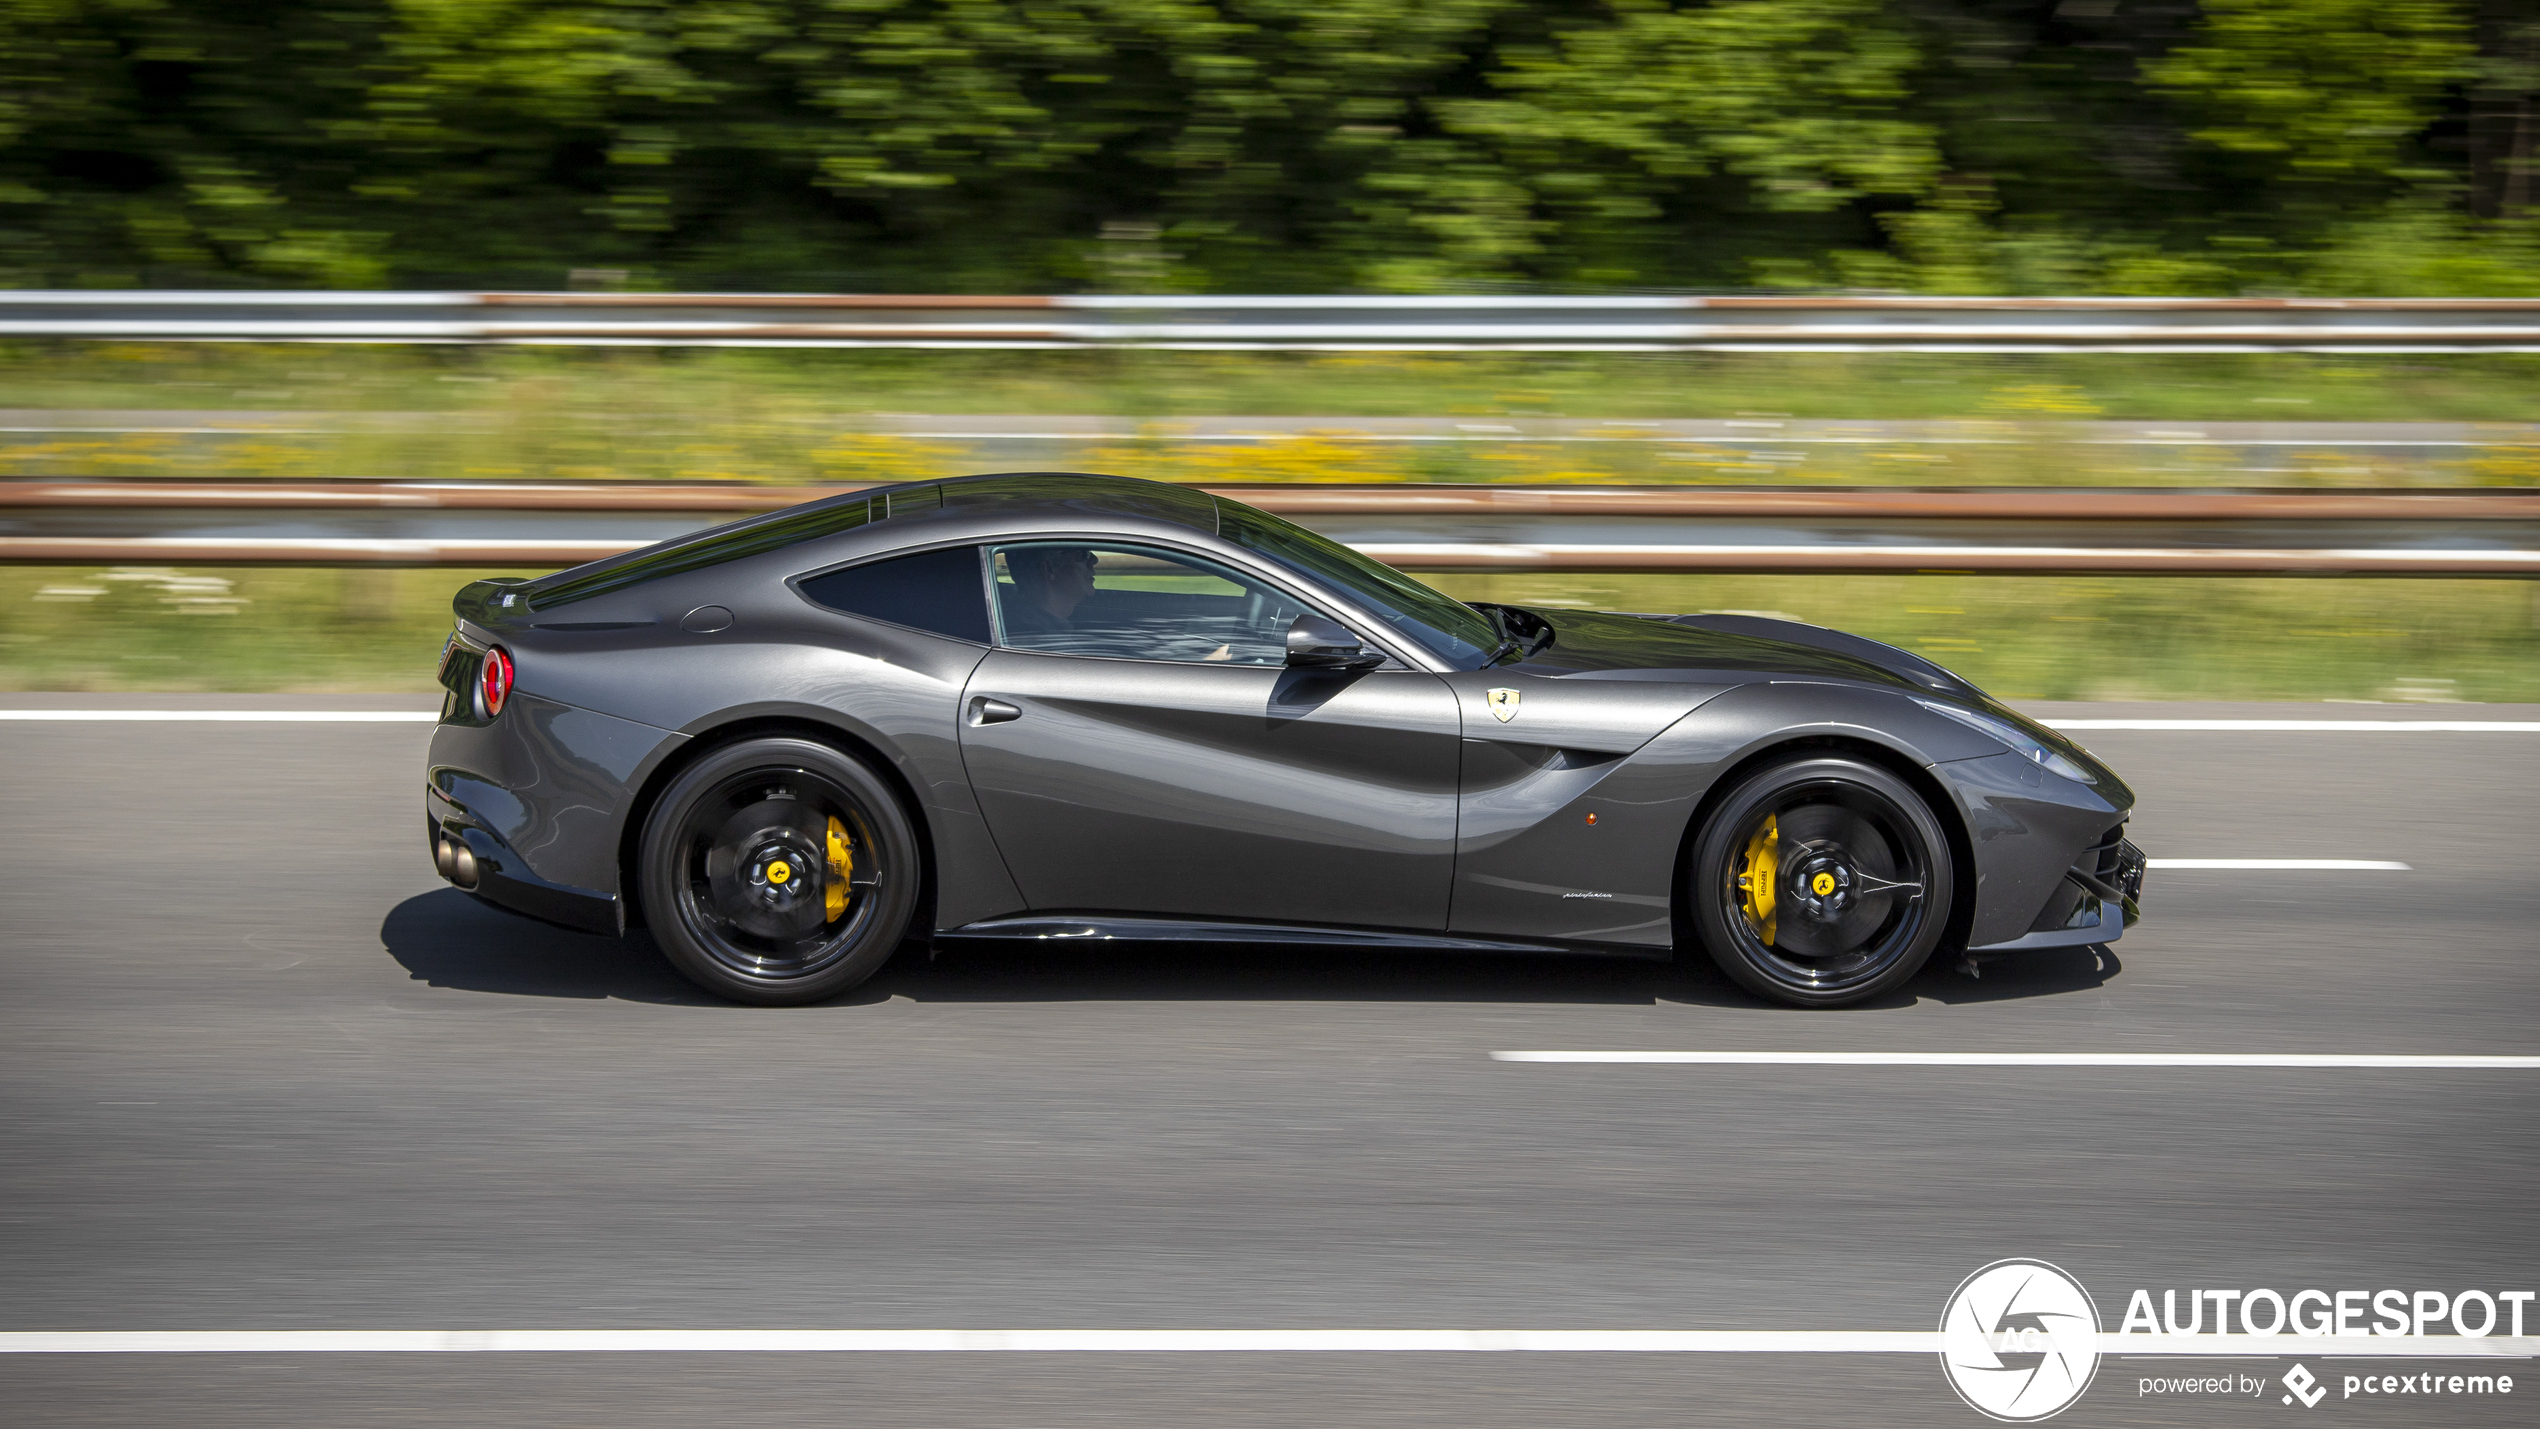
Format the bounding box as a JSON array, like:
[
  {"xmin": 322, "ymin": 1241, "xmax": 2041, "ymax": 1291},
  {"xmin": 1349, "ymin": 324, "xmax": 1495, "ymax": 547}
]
[{"xmin": 453, "ymin": 576, "xmax": 534, "ymax": 629}]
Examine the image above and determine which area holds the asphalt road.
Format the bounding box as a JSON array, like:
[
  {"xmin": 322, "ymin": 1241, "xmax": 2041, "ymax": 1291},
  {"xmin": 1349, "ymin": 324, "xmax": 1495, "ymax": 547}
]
[{"xmin": 3, "ymin": 698, "xmax": 2536, "ymax": 1427}]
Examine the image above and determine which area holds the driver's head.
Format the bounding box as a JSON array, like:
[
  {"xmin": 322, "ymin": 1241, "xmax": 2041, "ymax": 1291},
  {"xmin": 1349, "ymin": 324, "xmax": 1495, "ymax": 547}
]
[{"xmin": 1008, "ymin": 546, "xmax": 1098, "ymax": 619}]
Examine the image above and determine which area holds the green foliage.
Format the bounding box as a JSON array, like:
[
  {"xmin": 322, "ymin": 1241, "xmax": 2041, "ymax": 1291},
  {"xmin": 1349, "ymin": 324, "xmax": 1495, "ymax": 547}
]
[
  {"xmin": 0, "ymin": 0, "xmax": 2536, "ymax": 292},
  {"xmin": 2146, "ymin": 0, "xmax": 2472, "ymax": 177},
  {"xmin": 1434, "ymin": 0, "xmax": 1939, "ymax": 284},
  {"xmin": 1462, "ymin": 0, "xmax": 1937, "ymax": 211}
]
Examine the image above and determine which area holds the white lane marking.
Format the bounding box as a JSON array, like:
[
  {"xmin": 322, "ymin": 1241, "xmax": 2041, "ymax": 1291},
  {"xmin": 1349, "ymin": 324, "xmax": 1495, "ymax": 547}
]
[
  {"xmin": 2146, "ymin": 859, "xmax": 2410, "ymax": 871},
  {"xmin": 0, "ymin": 1330, "xmax": 2531, "ymax": 1356},
  {"xmin": 2044, "ymin": 719, "xmax": 2540, "ymax": 732},
  {"xmin": 1355, "ymin": 544, "xmax": 2540, "ymax": 569},
  {"xmin": 1491, "ymin": 1051, "xmax": 2540, "ymax": 1068},
  {"xmin": 0, "ymin": 1330, "xmax": 1923, "ymax": 1355},
  {"xmin": 0, "ymin": 710, "xmax": 438, "ymax": 722}
]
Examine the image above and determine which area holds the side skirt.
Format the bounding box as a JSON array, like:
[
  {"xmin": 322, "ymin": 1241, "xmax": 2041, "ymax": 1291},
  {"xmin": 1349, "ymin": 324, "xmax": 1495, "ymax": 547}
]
[{"xmin": 935, "ymin": 913, "xmax": 1671, "ymax": 961}]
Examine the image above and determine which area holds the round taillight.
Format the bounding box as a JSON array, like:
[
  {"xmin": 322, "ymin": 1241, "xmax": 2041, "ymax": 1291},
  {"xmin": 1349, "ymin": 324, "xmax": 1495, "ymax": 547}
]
[{"xmin": 478, "ymin": 645, "xmax": 515, "ymax": 718}]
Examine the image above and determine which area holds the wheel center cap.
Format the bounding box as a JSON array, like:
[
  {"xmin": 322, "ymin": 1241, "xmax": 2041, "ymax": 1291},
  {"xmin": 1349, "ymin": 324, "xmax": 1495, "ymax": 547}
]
[
  {"xmin": 745, "ymin": 839, "xmax": 815, "ymax": 901},
  {"xmin": 1787, "ymin": 848, "xmax": 1856, "ymax": 921}
]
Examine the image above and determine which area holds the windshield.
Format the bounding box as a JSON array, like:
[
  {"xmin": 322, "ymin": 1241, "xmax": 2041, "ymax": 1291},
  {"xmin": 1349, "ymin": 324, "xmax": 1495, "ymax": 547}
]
[{"xmin": 1214, "ymin": 500, "xmax": 1504, "ymax": 668}]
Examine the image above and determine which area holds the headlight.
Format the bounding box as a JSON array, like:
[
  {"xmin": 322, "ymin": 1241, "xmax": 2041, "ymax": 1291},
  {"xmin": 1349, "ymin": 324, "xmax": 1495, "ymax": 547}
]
[{"xmin": 1915, "ymin": 699, "xmax": 2097, "ymax": 785}]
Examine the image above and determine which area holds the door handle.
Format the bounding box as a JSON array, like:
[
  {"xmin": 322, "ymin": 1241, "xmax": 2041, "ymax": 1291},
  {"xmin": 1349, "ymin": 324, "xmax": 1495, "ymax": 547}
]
[{"xmin": 969, "ymin": 697, "xmax": 1021, "ymax": 726}]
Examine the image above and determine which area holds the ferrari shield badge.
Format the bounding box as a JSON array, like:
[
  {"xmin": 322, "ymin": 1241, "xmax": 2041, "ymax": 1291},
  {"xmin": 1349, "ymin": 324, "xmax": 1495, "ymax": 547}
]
[{"xmin": 1487, "ymin": 687, "xmax": 1521, "ymax": 723}]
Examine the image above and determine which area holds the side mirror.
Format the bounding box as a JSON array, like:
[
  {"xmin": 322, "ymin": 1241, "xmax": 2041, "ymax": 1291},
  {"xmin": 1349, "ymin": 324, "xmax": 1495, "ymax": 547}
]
[{"xmin": 1286, "ymin": 613, "xmax": 1383, "ymax": 671}]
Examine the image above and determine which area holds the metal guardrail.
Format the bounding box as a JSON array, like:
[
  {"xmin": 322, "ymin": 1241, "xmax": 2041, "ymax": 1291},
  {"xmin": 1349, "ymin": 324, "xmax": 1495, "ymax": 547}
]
[
  {"xmin": 8, "ymin": 292, "xmax": 2540, "ymax": 351},
  {"xmin": 5, "ymin": 481, "xmax": 2536, "ymax": 575}
]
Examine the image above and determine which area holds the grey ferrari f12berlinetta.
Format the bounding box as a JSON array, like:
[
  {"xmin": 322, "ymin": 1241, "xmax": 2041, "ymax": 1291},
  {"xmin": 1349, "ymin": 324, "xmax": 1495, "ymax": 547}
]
[{"xmin": 426, "ymin": 472, "xmax": 2143, "ymax": 1008}]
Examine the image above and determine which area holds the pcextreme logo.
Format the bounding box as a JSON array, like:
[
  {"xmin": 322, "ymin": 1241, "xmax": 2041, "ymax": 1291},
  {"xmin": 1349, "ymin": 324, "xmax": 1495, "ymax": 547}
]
[
  {"xmin": 1939, "ymin": 1259, "xmax": 2102, "ymax": 1422},
  {"xmin": 2284, "ymin": 1364, "xmax": 2328, "ymax": 1407}
]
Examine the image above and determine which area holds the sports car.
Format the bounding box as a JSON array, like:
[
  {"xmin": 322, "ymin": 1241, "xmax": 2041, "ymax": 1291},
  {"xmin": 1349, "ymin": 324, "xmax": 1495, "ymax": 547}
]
[{"xmin": 425, "ymin": 472, "xmax": 2144, "ymax": 1008}]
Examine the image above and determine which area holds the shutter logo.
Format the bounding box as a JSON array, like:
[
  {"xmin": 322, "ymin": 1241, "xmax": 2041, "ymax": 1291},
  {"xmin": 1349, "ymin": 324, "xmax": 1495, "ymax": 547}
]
[{"xmin": 1939, "ymin": 1259, "xmax": 2101, "ymax": 1421}]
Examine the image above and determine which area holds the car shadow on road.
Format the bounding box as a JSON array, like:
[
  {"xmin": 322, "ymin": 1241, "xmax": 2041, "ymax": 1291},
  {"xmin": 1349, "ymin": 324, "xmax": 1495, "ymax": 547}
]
[
  {"xmin": 1915, "ymin": 945, "xmax": 2121, "ymax": 1005},
  {"xmin": 380, "ymin": 889, "xmax": 721, "ymax": 1005},
  {"xmin": 382, "ymin": 890, "xmax": 2118, "ymax": 1009},
  {"xmin": 882, "ymin": 939, "xmax": 1709, "ymax": 1006},
  {"xmin": 887, "ymin": 939, "xmax": 2116, "ymax": 1009}
]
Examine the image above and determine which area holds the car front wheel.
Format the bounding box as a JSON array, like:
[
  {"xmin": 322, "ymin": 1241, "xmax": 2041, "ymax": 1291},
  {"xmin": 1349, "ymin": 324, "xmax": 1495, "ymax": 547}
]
[
  {"xmin": 1689, "ymin": 755, "xmax": 1953, "ymax": 1008},
  {"xmin": 638, "ymin": 736, "xmax": 920, "ymax": 1005}
]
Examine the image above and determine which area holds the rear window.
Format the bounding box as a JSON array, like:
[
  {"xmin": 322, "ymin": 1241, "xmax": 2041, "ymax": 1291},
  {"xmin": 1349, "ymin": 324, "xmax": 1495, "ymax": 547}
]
[
  {"xmin": 799, "ymin": 545, "xmax": 991, "ymax": 644},
  {"xmin": 522, "ymin": 490, "xmax": 888, "ymax": 610},
  {"xmin": 518, "ymin": 474, "xmax": 1212, "ymax": 612}
]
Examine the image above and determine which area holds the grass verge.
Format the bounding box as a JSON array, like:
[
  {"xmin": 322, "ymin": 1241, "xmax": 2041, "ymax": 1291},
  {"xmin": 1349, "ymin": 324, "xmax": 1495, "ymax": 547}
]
[
  {"xmin": 1, "ymin": 345, "xmax": 2536, "ymax": 487},
  {"xmin": 4, "ymin": 563, "xmax": 2533, "ymax": 703},
  {"xmin": 10, "ymin": 345, "xmax": 2540, "ymax": 421}
]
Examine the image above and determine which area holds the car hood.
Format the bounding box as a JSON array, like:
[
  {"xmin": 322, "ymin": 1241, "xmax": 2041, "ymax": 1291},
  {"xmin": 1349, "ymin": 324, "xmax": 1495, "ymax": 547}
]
[{"xmin": 1501, "ymin": 608, "xmax": 1981, "ymax": 698}]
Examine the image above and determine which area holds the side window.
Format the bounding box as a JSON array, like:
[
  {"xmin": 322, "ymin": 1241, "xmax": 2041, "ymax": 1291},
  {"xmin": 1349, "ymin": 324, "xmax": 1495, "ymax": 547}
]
[
  {"xmin": 799, "ymin": 545, "xmax": 990, "ymax": 644},
  {"xmin": 990, "ymin": 543, "xmax": 1316, "ymax": 665}
]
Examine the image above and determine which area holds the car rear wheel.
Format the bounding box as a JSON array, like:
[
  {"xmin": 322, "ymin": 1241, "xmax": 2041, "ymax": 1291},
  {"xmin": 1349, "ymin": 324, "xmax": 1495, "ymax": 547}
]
[
  {"xmin": 638, "ymin": 736, "xmax": 919, "ymax": 1005},
  {"xmin": 1689, "ymin": 755, "xmax": 1953, "ymax": 1008}
]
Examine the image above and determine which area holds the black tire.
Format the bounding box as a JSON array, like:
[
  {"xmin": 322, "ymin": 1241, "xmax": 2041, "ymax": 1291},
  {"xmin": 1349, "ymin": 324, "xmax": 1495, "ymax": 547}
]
[
  {"xmin": 1688, "ymin": 755, "xmax": 1953, "ymax": 1008},
  {"xmin": 637, "ymin": 736, "xmax": 920, "ymax": 1005}
]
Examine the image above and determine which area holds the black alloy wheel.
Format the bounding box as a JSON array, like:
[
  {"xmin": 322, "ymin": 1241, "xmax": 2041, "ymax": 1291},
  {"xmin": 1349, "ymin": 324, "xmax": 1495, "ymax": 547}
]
[
  {"xmin": 638, "ymin": 736, "xmax": 919, "ymax": 1004},
  {"xmin": 1689, "ymin": 755, "xmax": 1954, "ymax": 1008}
]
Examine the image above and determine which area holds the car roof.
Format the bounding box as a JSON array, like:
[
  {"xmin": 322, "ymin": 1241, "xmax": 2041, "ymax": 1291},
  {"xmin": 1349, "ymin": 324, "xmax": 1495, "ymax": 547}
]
[
  {"xmin": 520, "ymin": 472, "xmax": 1219, "ymax": 611},
  {"xmin": 932, "ymin": 471, "xmax": 1221, "ymax": 530}
]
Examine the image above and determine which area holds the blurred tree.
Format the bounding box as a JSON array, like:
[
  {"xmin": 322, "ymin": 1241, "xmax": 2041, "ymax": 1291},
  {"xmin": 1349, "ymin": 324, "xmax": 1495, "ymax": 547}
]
[
  {"xmin": 2142, "ymin": 0, "xmax": 2477, "ymax": 281},
  {"xmin": 1124, "ymin": 0, "xmax": 1518, "ymax": 291},
  {"xmin": 0, "ymin": 0, "xmax": 396, "ymax": 284},
  {"xmin": 2147, "ymin": 0, "xmax": 2474, "ymax": 179},
  {"xmin": 0, "ymin": 0, "xmax": 2530, "ymax": 293},
  {"xmin": 1436, "ymin": 0, "xmax": 1940, "ymax": 287},
  {"xmin": 2467, "ymin": 0, "xmax": 2539, "ymax": 217}
]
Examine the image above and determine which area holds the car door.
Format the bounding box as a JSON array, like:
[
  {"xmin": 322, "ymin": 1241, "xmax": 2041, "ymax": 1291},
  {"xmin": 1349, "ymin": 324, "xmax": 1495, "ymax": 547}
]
[{"xmin": 958, "ymin": 540, "xmax": 1462, "ymax": 929}]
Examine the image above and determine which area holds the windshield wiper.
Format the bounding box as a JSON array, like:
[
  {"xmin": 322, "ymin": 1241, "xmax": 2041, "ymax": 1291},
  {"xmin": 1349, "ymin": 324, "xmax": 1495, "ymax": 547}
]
[
  {"xmin": 1469, "ymin": 603, "xmax": 1523, "ymax": 666},
  {"xmin": 1471, "ymin": 603, "xmax": 1549, "ymax": 665}
]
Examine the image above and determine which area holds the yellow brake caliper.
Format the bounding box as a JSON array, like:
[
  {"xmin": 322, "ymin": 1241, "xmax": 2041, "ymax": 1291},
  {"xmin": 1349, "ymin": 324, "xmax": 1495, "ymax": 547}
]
[
  {"xmin": 1736, "ymin": 813, "xmax": 1779, "ymax": 944},
  {"xmin": 824, "ymin": 816, "xmax": 854, "ymax": 921}
]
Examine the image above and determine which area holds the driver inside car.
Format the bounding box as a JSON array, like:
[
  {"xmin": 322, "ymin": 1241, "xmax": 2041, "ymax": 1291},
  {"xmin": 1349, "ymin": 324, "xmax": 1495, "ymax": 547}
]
[{"xmin": 1001, "ymin": 545, "xmax": 1098, "ymax": 635}]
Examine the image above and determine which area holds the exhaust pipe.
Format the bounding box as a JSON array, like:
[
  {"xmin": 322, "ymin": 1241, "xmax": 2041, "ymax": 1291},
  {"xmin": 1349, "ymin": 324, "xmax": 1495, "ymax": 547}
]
[{"xmin": 436, "ymin": 835, "xmax": 479, "ymax": 889}]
